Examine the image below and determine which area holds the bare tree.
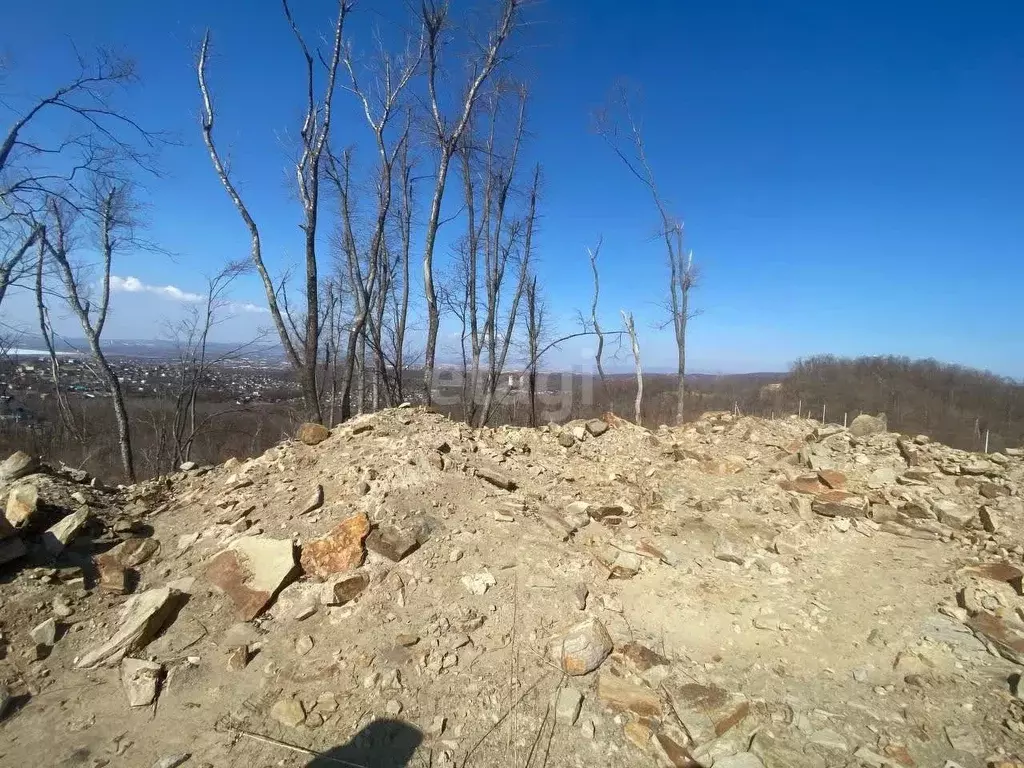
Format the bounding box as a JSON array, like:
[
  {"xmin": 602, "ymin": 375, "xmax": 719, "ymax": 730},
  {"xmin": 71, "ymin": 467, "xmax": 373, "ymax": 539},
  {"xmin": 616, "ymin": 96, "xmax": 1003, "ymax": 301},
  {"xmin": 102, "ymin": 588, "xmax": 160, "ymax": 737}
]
[
  {"xmin": 2, "ymin": 50, "xmax": 160, "ymax": 315},
  {"xmin": 448, "ymin": 83, "xmax": 539, "ymax": 427},
  {"xmin": 0, "ymin": 224, "xmax": 41, "ymax": 310},
  {"xmin": 197, "ymin": 1, "xmax": 350, "ymax": 423},
  {"xmin": 42, "ymin": 184, "xmax": 138, "ymax": 481},
  {"xmin": 621, "ymin": 309, "xmax": 643, "ymax": 425},
  {"xmin": 327, "ymin": 31, "xmax": 421, "ymax": 422},
  {"xmin": 1, "ymin": 50, "xmax": 158, "ymax": 219},
  {"xmin": 166, "ymin": 260, "xmax": 256, "ymax": 468},
  {"xmin": 586, "ymin": 237, "xmax": 610, "ymax": 410},
  {"xmin": 596, "ymin": 85, "xmax": 697, "ymax": 424},
  {"xmin": 523, "ymin": 273, "xmax": 546, "ymax": 426},
  {"xmin": 419, "ymin": 0, "xmax": 527, "ymax": 406}
]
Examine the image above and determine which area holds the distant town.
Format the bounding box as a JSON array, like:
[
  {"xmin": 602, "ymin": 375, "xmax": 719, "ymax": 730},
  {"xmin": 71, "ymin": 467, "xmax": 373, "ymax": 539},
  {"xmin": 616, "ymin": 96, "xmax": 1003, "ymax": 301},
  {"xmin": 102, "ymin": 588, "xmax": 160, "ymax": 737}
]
[{"xmin": 1, "ymin": 343, "xmax": 298, "ymax": 427}]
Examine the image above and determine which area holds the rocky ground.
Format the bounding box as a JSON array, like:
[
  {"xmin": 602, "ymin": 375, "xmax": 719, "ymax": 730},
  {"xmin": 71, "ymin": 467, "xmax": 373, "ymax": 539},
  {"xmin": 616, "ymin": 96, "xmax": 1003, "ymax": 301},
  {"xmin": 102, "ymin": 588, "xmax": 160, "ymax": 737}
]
[{"xmin": 1, "ymin": 407, "xmax": 1024, "ymax": 768}]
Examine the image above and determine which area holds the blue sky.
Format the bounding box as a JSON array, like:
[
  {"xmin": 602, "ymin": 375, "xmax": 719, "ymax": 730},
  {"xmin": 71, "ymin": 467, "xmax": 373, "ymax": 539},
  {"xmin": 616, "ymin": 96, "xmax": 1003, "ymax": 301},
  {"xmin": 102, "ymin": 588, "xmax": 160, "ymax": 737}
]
[{"xmin": 2, "ymin": 0, "xmax": 1022, "ymax": 377}]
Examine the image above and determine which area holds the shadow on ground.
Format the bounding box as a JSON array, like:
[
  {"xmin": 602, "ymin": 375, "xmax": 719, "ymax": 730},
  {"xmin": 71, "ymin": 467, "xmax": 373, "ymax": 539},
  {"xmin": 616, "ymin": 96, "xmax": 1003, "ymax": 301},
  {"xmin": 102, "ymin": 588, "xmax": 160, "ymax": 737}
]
[{"xmin": 306, "ymin": 719, "xmax": 423, "ymax": 768}]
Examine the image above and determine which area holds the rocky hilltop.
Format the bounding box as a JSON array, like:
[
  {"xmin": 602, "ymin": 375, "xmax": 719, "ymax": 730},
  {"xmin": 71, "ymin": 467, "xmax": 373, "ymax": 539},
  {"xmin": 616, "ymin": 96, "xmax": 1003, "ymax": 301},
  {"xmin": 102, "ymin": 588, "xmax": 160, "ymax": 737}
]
[{"xmin": 1, "ymin": 407, "xmax": 1024, "ymax": 768}]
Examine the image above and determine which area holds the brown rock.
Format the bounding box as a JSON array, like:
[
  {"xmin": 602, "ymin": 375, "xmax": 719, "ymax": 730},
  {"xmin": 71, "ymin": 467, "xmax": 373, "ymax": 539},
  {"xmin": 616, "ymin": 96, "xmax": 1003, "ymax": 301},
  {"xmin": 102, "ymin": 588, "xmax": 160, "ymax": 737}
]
[
  {"xmin": 296, "ymin": 423, "xmax": 331, "ymax": 446},
  {"xmin": 300, "ymin": 512, "xmax": 369, "ymax": 578},
  {"xmin": 586, "ymin": 419, "xmax": 609, "ymax": 437},
  {"xmin": 366, "ymin": 526, "xmax": 419, "ymax": 562},
  {"xmin": 663, "ymin": 679, "xmax": 749, "ymax": 743},
  {"xmin": 42, "ymin": 508, "xmax": 89, "ymax": 555},
  {"xmin": 550, "ymin": 617, "xmax": 613, "ymax": 675},
  {"xmin": 966, "ymin": 611, "xmax": 1024, "ymax": 665},
  {"xmin": 778, "ymin": 476, "xmax": 826, "ymax": 495},
  {"xmin": 617, "ymin": 642, "xmax": 670, "ymax": 673},
  {"xmin": 95, "ymin": 553, "xmax": 128, "ymax": 594},
  {"xmin": 979, "ymin": 506, "xmax": 999, "ymax": 533},
  {"xmin": 476, "ymin": 467, "xmax": 516, "ymax": 491},
  {"xmin": 979, "ymin": 482, "xmax": 1010, "ymax": 499},
  {"xmin": 226, "ymin": 645, "xmax": 250, "ymax": 670},
  {"xmin": 849, "ymin": 413, "xmax": 886, "ymax": 437},
  {"xmin": 652, "ymin": 732, "xmax": 701, "ymax": 767},
  {"xmin": 812, "ymin": 491, "xmax": 868, "ymax": 518},
  {"xmin": 322, "ymin": 571, "xmax": 369, "ymax": 605},
  {"xmin": 816, "ymin": 469, "xmax": 847, "ymax": 490},
  {"xmin": 962, "ymin": 563, "xmax": 1024, "ymax": 594},
  {"xmin": 557, "ymin": 432, "xmax": 575, "ymax": 448},
  {"xmin": 596, "ymin": 674, "xmax": 663, "ymax": 717},
  {"xmin": 113, "ymin": 537, "xmax": 160, "ymax": 568},
  {"xmin": 896, "ymin": 437, "xmax": 922, "ymax": 466},
  {"xmin": 623, "ymin": 721, "xmax": 654, "ymax": 751},
  {"xmin": 206, "ymin": 536, "xmax": 298, "ymax": 620}
]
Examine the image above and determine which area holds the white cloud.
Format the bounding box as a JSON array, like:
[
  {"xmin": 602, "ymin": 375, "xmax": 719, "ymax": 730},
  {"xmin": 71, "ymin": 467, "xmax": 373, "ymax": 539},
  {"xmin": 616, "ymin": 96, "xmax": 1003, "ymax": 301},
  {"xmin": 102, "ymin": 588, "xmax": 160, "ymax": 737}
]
[
  {"xmin": 110, "ymin": 275, "xmax": 269, "ymax": 315},
  {"xmin": 233, "ymin": 301, "xmax": 269, "ymax": 314},
  {"xmin": 110, "ymin": 275, "xmax": 203, "ymax": 303}
]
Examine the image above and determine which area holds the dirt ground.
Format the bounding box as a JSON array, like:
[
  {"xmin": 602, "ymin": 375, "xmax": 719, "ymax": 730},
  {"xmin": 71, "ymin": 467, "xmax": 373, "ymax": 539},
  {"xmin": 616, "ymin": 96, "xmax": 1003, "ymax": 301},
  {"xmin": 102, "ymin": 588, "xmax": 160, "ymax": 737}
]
[{"xmin": 2, "ymin": 407, "xmax": 1023, "ymax": 767}]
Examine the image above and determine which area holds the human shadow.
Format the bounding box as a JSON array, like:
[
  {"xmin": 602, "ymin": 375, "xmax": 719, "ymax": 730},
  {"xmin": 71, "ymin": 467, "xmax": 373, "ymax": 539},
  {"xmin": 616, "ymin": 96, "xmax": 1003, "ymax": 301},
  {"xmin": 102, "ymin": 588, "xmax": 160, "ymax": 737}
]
[{"xmin": 306, "ymin": 718, "xmax": 423, "ymax": 768}]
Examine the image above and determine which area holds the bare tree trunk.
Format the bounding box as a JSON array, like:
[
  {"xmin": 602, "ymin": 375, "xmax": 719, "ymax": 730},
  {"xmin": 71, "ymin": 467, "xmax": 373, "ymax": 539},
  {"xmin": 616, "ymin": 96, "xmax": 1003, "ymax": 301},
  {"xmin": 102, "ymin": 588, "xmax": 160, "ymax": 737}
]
[
  {"xmin": 33, "ymin": 233, "xmax": 76, "ymax": 436},
  {"xmin": 587, "ymin": 238, "xmax": 610, "ymax": 411},
  {"xmin": 524, "ymin": 274, "xmax": 544, "ymax": 428},
  {"xmin": 356, "ymin": 331, "xmax": 366, "ymax": 416},
  {"xmin": 622, "ymin": 310, "xmax": 643, "ymax": 426}
]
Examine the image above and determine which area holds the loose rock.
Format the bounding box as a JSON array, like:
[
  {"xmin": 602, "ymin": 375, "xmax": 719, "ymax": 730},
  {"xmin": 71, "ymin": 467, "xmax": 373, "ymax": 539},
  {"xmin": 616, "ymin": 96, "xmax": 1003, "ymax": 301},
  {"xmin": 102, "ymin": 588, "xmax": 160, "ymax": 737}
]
[
  {"xmin": 300, "ymin": 512, "xmax": 369, "ymax": 578},
  {"xmin": 121, "ymin": 658, "xmax": 163, "ymax": 706},
  {"xmin": 296, "ymin": 423, "xmax": 331, "ymax": 446},
  {"xmin": 550, "ymin": 617, "xmax": 613, "ymax": 675},
  {"xmin": 205, "ymin": 536, "xmax": 298, "ymax": 621}
]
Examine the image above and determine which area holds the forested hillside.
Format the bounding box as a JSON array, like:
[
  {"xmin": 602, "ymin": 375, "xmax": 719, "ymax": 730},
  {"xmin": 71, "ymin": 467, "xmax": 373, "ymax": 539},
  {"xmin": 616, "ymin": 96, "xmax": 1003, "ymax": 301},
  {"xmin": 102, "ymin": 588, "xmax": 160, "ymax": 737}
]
[{"xmin": 777, "ymin": 355, "xmax": 1024, "ymax": 452}]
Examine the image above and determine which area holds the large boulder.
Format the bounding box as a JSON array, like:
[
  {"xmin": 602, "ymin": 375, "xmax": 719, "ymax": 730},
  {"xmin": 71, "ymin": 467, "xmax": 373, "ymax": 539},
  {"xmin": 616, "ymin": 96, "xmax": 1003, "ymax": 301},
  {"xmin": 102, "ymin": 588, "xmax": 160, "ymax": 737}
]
[
  {"xmin": 206, "ymin": 536, "xmax": 298, "ymax": 620},
  {"xmin": 849, "ymin": 414, "xmax": 887, "ymax": 437},
  {"xmin": 5, "ymin": 483, "xmax": 40, "ymax": 528},
  {"xmin": 296, "ymin": 423, "xmax": 331, "ymax": 446}
]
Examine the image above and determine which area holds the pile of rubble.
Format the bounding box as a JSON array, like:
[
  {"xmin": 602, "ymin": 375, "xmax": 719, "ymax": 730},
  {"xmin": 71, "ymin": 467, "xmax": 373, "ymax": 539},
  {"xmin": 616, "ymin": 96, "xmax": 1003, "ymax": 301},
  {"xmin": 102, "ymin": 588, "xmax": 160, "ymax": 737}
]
[{"xmin": 1, "ymin": 406, "xmax": 1023, "ymax": 768}]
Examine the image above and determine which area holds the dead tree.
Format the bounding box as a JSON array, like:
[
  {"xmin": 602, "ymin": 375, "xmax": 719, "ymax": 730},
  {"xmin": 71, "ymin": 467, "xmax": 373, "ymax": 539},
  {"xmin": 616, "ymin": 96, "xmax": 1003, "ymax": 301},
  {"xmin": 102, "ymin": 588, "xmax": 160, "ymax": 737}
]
[
  {"xmin": 450, "ymin": 84, "xmax": 539, "ymax": 427},
  {"xmin": 523, "ymin": 273, "xmax": 546, "ymax": 427},
  {"xmin": 596, "ymin": 86, "xmax": 697, "ymax": 424},
  {"xmin": 167, "ymin": 260, "xmax": 254, "ymax": 468},
  {"xmin": 621, "ymin": 309, "xmax": 643, "ymax": 426},
  {"xmin": 42, "ymin": 186, "xmax": 137, "ymax": 481},
  {"xmin": 419, "ymin": 0, "xmax": 526, "ymax": 406},
  {"xmin": 2, "ymin": 49, "xmax": 160, "ymax": 312},
  {"xmin": 328, "ymin": 33, "xmax": 421, "ymax": 421},
  {"xmin": 197, "ymin": 1, "xmax": 350, "ymax": 423},
  {"xmin": 586, "ymin": 237, "xmax": 610, "ymax": 411}
]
